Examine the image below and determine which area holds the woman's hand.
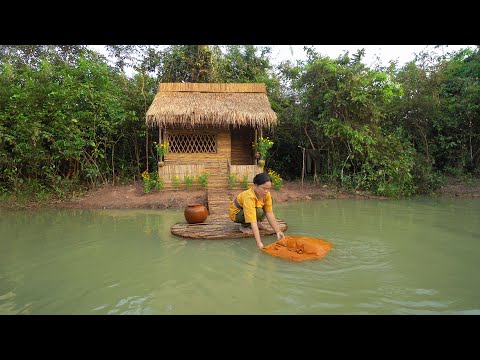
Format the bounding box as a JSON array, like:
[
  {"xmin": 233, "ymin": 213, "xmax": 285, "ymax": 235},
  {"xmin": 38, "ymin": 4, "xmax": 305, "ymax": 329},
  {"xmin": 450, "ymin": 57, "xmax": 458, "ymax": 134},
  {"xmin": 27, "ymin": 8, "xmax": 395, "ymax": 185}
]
[
  {"xmin": 256, "ymin": 241, "xmax": 264, "ymax": 249},
  {"xmin": 276, "ymin": 231, "xmax": 285, "ymax": 240}
]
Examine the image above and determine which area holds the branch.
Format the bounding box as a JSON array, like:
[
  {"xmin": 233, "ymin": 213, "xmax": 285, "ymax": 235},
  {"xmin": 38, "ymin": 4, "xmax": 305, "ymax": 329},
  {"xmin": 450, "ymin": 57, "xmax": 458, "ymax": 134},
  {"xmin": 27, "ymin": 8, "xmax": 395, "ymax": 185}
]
[{"xmin": 304, "ymin": 126, "xmax": 316, "ymax": 149}]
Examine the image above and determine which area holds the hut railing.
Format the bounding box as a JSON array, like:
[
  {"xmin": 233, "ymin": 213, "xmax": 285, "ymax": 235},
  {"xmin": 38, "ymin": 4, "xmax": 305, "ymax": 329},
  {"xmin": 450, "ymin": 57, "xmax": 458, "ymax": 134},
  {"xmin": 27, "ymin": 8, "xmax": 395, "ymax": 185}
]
[
  {"xmin": 158, "ymin": 164, "xmax": 206, "ymax": 183},
  {"xmin": 228, "ymin": 163, "xmax": 263, "ymax": 183},
  {"xmin": 157, "ymin": 160, "xmax": 262, "ymax": 189}
]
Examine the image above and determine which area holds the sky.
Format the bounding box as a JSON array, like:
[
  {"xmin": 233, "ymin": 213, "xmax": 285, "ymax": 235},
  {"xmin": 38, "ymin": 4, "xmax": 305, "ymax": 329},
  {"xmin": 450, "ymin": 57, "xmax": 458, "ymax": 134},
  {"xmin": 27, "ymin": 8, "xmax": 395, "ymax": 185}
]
[
  {"xmin": 270, "ymin": 45, "xmax": 473, "ymax": 67},
  {"xmin": 89, "ymin": 45, "xmax": 474, "ymax": 76}
]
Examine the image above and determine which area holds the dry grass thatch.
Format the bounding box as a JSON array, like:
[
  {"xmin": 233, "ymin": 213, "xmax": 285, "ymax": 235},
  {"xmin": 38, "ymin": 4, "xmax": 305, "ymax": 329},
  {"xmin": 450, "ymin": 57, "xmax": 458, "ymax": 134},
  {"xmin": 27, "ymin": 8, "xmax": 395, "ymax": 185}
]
[{"xmin": 146, "ymin": 83, "xmax": 277, "ymax": 128}]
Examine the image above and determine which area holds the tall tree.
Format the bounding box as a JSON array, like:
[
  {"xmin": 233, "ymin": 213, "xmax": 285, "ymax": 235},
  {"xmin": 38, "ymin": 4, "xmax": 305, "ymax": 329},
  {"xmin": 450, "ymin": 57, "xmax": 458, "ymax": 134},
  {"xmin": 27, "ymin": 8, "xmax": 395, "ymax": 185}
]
[{"xmin": 156, "ymin": 45, "xmax": 218, "ymax": 83}]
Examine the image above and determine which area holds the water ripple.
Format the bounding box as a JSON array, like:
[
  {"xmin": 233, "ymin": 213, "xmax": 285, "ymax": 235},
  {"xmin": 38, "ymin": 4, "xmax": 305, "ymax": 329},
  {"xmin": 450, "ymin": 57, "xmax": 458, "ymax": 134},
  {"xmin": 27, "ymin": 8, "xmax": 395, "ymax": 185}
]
[{"xmin": 1, "ymin": 201, "xmax": 479, "ymax": 314}]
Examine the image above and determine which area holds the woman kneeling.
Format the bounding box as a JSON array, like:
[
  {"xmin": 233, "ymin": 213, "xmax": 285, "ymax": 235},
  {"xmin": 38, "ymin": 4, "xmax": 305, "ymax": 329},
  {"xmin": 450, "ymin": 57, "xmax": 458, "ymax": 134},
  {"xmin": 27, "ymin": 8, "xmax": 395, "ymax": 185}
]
[{"xmin": 229, "ymin": 172, "xmax": 285, "ymax": 249}]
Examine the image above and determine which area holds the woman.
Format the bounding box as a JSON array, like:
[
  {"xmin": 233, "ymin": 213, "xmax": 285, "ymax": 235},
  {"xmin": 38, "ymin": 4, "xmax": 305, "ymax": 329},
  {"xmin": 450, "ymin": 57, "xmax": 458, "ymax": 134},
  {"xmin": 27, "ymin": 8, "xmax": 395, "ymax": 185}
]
[{"xmin": 229, "ymin": 172, "xmax": 285, "ymax": 249}]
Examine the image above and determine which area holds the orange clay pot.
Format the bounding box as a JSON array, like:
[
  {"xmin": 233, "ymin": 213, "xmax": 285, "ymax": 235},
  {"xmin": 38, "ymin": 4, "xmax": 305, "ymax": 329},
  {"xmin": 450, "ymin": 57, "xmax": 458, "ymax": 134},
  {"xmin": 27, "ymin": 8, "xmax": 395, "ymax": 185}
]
[{"xmin": 184, "ymin": 203, "xmax": 208, "ymax": 224}]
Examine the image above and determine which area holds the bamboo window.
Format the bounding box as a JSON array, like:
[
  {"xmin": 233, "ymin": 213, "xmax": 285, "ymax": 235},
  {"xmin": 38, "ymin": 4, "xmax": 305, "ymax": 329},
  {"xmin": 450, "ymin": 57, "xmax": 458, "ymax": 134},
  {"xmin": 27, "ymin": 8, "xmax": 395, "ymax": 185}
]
[{"xmin": 167, "ymin": 134, "xmax": 217, "ymax": 153}]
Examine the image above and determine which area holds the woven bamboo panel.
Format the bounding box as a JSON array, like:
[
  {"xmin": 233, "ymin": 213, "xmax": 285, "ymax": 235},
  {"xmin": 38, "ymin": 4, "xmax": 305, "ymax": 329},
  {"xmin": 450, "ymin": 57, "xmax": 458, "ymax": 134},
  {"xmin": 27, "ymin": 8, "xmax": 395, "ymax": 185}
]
[
  {"xmin": 168, "ymin": 134, "xmax": 216, "ymax": 153},
  {"xmin": 164, "ymin": 129, "xmax": 230, "ymax": 162}
]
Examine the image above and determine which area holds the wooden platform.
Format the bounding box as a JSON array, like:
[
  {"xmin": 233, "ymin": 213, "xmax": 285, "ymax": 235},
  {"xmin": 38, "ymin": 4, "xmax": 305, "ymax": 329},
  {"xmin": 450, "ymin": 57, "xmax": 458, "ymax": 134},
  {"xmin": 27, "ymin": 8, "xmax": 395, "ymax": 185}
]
[
  {"xmin": 170, "ymin": 186, "xmax": 288, "ymax": 239},
  {"xmin": 171, "ymin": 216, "xmax": 288, "ymax": 239}
]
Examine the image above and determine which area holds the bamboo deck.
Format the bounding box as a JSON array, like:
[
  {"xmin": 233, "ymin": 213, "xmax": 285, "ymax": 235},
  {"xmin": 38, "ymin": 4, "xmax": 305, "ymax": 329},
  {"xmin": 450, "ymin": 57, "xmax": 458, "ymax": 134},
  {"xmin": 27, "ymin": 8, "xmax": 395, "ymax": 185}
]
[
  {"xmin": 171, "ymin": 216, "xmax": 288, "ymax": 239},
  {"xmin": 170, "ymin": 187, "xmax": 288, "ymax": 239}
]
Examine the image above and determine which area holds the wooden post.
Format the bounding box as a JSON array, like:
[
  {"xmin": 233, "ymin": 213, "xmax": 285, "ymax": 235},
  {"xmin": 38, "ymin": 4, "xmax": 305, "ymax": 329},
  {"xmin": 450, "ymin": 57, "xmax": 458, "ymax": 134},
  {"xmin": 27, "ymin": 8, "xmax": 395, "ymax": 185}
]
[
  {"xmin": 145, "ymin": 123, "xmax": 149, "ymax": 172},
  {"xmin": 164, "ymin": 128, "xmax": 168, "ymax": 160},
  {"xmin": 299, "ymin": 146, "xmax": 305, "ymax": 188},
  {"xmin": 158, "ymin": 126, "xmax": 162, "ymax": 178},
  {"xmin": 302, "ymin": 147, "xmax": 305, "ymax": 187},
  {"xmin": 254, "ymin": 127, "xmax": 258, "ymax": 165}
]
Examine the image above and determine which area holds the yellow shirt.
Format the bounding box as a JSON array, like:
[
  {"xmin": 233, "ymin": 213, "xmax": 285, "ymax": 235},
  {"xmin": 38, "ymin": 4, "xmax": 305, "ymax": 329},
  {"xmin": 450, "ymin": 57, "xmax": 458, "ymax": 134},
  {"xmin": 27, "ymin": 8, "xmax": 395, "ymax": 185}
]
[{"xmin": 229, "ymin": 187, "xmax": 273, "ymax": 223}]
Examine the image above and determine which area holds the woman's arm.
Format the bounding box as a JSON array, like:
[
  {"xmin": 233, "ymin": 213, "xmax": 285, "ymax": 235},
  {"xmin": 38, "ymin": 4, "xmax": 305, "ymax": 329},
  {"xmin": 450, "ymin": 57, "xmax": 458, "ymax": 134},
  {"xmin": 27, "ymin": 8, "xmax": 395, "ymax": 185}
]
[
  {"xmin": 241, "ymin": 195, "xmax": 264, "ymax": 248},
  {"xmin": 266, "ymin": 211, "xmax": 285, "ymax": 240},
  {"xmin": 250, "ymin": 222, "xmax": 264, "ymax": 249}
]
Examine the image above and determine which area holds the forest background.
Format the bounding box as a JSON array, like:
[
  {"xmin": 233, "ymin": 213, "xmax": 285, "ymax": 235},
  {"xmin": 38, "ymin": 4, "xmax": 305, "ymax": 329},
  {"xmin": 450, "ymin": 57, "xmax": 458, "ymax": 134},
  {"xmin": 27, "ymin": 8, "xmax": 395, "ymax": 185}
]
[{"xmin": 0, "ymin": 45, "xmax": 478, "ymax": 206}]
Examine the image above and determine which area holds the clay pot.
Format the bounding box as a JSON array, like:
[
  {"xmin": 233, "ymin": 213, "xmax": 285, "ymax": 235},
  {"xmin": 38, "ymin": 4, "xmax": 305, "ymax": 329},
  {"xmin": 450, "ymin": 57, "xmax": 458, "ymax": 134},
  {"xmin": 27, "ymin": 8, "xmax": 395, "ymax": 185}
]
[
  {"xmin": 184, "ymin": 203, "xmax": 208, "ymax": 224},
  {"xmin": 257, "ymin": 159, "xmax": 265, "ymax": 167},
  {"xmin": 158, "ymin": 161, "xmax": 165, "ymax": 167}
]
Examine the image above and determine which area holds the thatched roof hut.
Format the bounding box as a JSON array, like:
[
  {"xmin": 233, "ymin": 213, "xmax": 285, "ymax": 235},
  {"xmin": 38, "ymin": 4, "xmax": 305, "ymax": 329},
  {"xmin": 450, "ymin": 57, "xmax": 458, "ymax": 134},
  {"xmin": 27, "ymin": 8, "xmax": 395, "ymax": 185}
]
[
  {"xmin": 146, "ymin": 83, "xmax": 277, "ymax": 129},
  {"xmin": 145, "ymin": 83, "xmax": 277, "ymax": 189}
]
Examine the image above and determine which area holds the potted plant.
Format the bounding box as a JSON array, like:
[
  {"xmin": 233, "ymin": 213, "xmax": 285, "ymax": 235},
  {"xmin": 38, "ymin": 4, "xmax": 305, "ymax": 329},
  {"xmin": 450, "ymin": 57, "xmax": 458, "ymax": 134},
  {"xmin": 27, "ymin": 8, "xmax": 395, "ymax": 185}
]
[
  {"xmin": 253, "ymin": 136, "xmax": 273, "ymax": 167},
  {"xmin": 154, "ymin": 140, "xmax": 169, "ymax": 167}
]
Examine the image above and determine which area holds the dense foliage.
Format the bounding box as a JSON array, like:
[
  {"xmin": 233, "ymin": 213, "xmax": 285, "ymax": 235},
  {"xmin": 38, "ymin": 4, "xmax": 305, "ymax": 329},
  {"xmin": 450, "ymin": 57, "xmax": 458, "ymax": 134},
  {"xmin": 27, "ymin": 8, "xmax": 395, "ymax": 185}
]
[{"xmin": 1, "ymin": 45, "xmax": 478, "ymax": 202}]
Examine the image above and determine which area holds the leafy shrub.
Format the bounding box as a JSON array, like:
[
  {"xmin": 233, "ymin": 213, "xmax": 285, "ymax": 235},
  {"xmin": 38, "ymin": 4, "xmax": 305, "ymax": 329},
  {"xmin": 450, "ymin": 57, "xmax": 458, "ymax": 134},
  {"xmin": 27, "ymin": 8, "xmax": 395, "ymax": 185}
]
[
  {"xmin": 241, "ymin": 173, "xmax": 249, "ymax": 190},
  {"xmin": 172, "ymin": 175, "xmax": 180, "ymax": 190},
  {"xmin": 197, "ymin": 172, "xmax": 209, "ymax": 189},
  {"xmin": 267, "ymin": 169, "xmax": 283, "ymax": 190},
  {"xmin": 184, "ymin": 174, "xmax": 194, "ymax": 189},
  {"xmin": 227, "ymin": 174, "xmax": 237, "ymax": 189}
]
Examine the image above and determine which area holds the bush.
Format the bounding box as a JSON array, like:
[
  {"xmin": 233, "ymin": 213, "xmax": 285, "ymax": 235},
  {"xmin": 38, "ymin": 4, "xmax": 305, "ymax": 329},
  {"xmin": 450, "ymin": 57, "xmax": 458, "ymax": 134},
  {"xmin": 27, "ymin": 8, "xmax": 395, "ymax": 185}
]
[
  {"xmin": 141, "ymin": 170, "xmax": 164, "ymax": 193},
  {"xmin": 267, "ymin": 169, "xmax": 283, "ymax": 190}
]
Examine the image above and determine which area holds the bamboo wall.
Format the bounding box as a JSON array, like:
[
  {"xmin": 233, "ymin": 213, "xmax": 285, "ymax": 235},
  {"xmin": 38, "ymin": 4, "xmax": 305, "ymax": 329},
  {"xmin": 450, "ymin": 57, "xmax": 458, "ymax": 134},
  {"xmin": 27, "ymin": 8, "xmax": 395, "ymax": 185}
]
[{"xmin": 158, "ymin": 126, "xmax": 261, "ymax": 189}]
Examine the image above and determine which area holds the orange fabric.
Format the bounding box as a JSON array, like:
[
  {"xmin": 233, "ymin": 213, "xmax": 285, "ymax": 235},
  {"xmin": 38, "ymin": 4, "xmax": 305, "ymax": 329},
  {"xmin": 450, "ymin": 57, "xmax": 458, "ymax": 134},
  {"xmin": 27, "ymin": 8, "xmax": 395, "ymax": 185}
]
[{"xmin": 261, "ymin": 235, "xmax": 333, "ymax": 261}]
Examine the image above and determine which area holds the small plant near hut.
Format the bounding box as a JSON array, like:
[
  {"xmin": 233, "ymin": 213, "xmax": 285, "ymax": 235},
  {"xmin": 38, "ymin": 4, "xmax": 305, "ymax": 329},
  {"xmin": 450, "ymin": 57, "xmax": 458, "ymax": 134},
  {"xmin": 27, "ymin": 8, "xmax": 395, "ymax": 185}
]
[
  {"xmin": 184, "ymin": 174, "xmax": 194, "ymax": 189},
  {"xmin": 197, "ymin": 172, "xmax": 209, "ymax": 189},
  {"xmin": 142, "ymin": 170, "xmax": 163, "ymax": 193},
  {"xmin": 241, "ymin": 172, "xmax": 249, "ymax": 190},
  {"xmin": 268, "ymin": 169, "xmax": 283, "ymax": 190},
  {"xmin": 155, "ymin": 177, "xmax": 164, "ymax": 191},
  {"xmin": 227, "ymin": 173, "xmax": 237, "ymax": 189},
  {"xmin": 141, "ymin": 170, "xmax": 151, "ymax": 193},
  {"xmin": 172, "ymin": 175, "xmax": 180, "ymax": 190}
]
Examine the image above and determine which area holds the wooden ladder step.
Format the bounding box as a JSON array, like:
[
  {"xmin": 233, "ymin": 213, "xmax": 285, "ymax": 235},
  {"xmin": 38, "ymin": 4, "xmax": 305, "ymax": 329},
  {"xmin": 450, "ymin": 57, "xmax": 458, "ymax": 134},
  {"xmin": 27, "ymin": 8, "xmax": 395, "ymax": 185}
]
[{"xmin": 207, "ymin": 189, "xmax": 232, "ymax": 217}]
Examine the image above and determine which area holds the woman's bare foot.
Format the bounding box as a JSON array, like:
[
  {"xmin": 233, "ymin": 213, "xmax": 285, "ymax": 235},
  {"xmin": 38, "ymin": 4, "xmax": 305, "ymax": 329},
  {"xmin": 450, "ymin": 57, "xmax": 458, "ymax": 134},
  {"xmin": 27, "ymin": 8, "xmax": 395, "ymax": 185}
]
[{"xmin": 239, "ymin": 225, "xmax": 253, "ymax": 235}]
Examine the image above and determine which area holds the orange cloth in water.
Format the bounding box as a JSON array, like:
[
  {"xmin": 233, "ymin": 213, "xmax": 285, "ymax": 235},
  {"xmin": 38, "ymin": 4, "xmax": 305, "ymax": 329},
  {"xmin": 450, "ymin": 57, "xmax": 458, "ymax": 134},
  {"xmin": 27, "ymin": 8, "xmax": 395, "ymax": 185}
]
[{"xmin": 261, "ymin": 235, "xmax": 333, "ymax": 261}]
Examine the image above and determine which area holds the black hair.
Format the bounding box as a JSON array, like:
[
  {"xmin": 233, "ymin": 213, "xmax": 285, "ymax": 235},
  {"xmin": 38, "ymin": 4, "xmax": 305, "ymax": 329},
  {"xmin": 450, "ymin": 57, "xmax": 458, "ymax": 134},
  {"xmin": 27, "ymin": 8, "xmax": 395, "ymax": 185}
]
[{"xmin": 253, "ymin": 172, "xmax": 272, "ymax": 186}]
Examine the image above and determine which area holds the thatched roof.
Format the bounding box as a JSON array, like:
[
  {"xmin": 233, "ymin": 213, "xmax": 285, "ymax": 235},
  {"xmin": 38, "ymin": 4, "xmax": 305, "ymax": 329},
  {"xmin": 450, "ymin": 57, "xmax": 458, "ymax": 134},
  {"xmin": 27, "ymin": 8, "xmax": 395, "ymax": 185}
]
[{"xmin": 145, "ymin": 83, "xmax": 277, "ymax": 128}]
